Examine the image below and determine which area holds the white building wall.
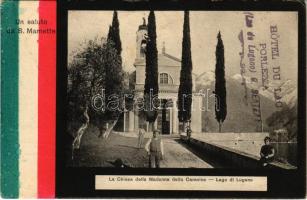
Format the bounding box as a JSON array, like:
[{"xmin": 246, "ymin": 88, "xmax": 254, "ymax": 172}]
[{"xmin": 190, "ymin": 95, "xmax": 203, "ymax": 133}]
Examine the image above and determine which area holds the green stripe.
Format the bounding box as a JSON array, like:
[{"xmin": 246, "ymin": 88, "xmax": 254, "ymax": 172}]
[{"xmin": 1, "ymin": 0, "xmax": 19, "ymax": 198}]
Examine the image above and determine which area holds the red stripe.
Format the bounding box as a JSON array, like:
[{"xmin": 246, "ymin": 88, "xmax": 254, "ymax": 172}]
[{"xmin": 38, "ymin": 1, "xmax": 56, "ymax": 198}]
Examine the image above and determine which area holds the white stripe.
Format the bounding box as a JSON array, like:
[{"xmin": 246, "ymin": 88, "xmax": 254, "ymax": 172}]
[{"xmin": 19, "ymin": 1, "xmax": 39, "ymax": 197}]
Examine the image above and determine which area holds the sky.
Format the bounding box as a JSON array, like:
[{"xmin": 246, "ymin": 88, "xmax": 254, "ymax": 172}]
[{"xmin": 68, "ymin": 11, "xmax": 298, "ymax": 82}]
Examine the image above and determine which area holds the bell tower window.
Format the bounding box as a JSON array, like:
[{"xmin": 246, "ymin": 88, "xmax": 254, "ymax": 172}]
[
  {"xmin": 140, "ymin": 39, "xmax": 146, "ymax": 57},
  {"xmin": 136, "ymin": 18, "xmax": 147, "ymax": 60}
]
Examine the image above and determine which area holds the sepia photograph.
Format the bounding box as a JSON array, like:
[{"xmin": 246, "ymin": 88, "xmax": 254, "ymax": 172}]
[
  {"xmin": 0, "ymin": 0, "xmax": 304, "ymax": 198},
  {"xmin": 66, "ymin": 10, "xmax": 298, "ymax": 169}
]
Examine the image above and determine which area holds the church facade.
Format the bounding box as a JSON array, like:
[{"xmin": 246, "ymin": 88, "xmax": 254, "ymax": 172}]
[{"xmin": 124, "ymin": 20, "xmax": 202, "ymax": 134}]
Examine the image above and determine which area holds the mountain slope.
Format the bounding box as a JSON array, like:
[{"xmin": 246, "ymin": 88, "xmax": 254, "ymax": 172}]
[{"xmin": 196, "ymin": 72, "xmax": 297, "ymax": 133}]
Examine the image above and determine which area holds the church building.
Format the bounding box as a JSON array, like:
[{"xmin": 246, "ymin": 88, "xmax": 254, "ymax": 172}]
[{"xmin": 124, "ymin": 19, "xmax": 202, "ymax": 134}]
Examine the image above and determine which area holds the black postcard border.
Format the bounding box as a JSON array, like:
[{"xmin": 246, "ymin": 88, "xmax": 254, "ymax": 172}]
[{"xmin": 56, "ymin": 0, "xmax": 306, "ymax": 198}]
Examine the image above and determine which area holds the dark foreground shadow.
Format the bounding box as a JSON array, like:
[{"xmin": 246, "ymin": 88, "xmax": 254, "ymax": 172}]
[{"xmin": 174, "ymin": 139, "xmax": 233, "ymax": 168}]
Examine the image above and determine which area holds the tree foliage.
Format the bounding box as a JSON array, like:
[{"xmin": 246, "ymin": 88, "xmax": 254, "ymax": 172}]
[
  {"xmin": 144, "ymin": 11, "xmax": 159, "ymax": 123},
  {"xmin": 214, "ymin": 32, "xmax": 227, "ymax": 132},
  {"xmin": 105, "ymin": 10, "xmax": 126, "ymax": 121},
  {"xmin": 67, "ymin": 37, "xmax": 123, "ymax": 135},
  {"xmin": 68, "ymin": 38, "xmax": 105, "ymax": 131},
  {"xmin": 107, "ymin": 11, "xmax": 122, "ymax": 56},
  {"xmin": 104, "ymin": 39, "xmax": 124, "ymax": 121},
  {"xmin": 178, "ymin": 11, "xmax": 193, "ymax": 123},
  {"xmin": 266, "ymin": 104, "xmax": 297, "ymax": 141}
]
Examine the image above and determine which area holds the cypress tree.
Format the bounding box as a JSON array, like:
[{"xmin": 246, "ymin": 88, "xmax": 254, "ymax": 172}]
[
  {"xmin": 144, "ymin": 11, "xmax": 159, "ymax": 127},
  {"xmin": 108, "ymin": 11, "xmax": 122, "ymax": 63},
  {"xmin": 107, "ymin": 25, "xmax": 112, "ymax": 43},
  {"xmin": 214, "ymin": 31, "xmax": 227, "ymax": 132},
  {"xmin": 104, "ymin": 40, "xmax": 123, "ymax": 121},
  {"xmin": 178, "ymin": 11, "xmax": 193, "ymax": 125},
  {"xmin": 102, "ymin": 10, "xmax": 124, "ymax": 136}
]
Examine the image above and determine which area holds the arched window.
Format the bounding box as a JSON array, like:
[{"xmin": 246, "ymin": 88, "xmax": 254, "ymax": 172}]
[
  {"xmin": 140, "ymin": 40, "xmax": 146, "ymax": 57},
  {"xmin": 160, "ymin": 73, "xmax": 168, "ymax": 84}
]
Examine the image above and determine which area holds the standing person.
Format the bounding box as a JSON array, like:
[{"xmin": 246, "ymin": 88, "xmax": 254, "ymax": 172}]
[
  {"xmin": 186, "ymin": 120, "xmax": 192, "ymax": 141},
  {"xmin": 260, "ymin": 136, "xmax": 275, "ymax": 167},
  {"xmin": 145, "ymin": 130, "xmax": 164, "ymax": 168},
  {"xmin": 137, "ymin": 128, "xmax": 145, "ymax": 149},
  {"xmin": 186, "ymin": 126, "xmax": 192, "ymax": 141}
]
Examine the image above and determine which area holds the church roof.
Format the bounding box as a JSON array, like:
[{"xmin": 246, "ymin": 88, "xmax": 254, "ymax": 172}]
[
  {"xmin": 134, "ymin": 52, "xmax": 181, "ymax": 67},
  {"xmin": 158, "ymin": 52, "xmax": 181, "ymax": 67}
]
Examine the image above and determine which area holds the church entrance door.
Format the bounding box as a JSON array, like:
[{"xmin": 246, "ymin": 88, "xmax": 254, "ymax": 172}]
[{"xmin": 157, "ymin": 99, "xmax": 170, "ymax": 134}]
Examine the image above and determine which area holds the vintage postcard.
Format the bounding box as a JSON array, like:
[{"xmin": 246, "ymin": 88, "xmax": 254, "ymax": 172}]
[{"xmin": 1, "ymin": 0, "xmax": 306, "ymax": 198}]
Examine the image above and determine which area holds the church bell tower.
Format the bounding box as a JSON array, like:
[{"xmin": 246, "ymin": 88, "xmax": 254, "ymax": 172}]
[{"xmin": 135, "ymin": 17, "xmax": 148, "ymax": 61}]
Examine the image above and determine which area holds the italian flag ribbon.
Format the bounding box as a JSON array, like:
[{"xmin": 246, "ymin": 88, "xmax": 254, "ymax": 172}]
[{"xmin": 1, "ymin": 0, "xmax": 56, "ymax": 198}]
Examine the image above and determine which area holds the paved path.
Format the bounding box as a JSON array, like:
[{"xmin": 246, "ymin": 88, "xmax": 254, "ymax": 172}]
[
  {"xmin": 159, "ymin": 137, "xmax": 213, "ymax": 168},
  {"xmin": 112, "ymin": 132, "xmax": 213, "ymax": 168}
]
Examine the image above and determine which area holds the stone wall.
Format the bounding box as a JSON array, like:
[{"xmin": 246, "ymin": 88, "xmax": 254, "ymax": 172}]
[{"xmin": 180, "ymin": 135, "xmax": 296, "ymax": 169}]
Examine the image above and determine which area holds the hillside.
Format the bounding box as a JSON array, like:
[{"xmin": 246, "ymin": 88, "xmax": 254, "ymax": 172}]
[{"xmin": 196, "ymin": 72, "xmax": 297, "ymax": 133}]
